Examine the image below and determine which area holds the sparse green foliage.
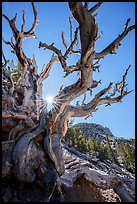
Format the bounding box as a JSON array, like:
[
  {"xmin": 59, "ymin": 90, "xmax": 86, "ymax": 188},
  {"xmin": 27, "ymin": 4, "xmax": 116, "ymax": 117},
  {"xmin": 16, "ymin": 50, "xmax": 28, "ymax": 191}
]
[
  {"xmin": 64, "ymin": 127, "xmax": 88, "ymax": 153},
  {"xmin": 120, "ymin": 143, "xmax": 135, "ymax": 173},
  {"xmin": 105, "ymin": 135, "xmax": 118, "ymax": 163},
  {"xmin": 64, "ymin": 127, "xmax": 135, "ymax": 173}
]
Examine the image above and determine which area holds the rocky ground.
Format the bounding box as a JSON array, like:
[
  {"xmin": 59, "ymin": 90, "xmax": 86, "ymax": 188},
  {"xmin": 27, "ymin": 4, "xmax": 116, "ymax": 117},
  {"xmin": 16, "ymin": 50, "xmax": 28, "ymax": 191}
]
[
  {"xmin": 2, "ymin": 142, "xmax": 135, "ymax": 202},
  {"xmin": 60, "ymin": 143, "xmax": 135, "ymax": 202}
]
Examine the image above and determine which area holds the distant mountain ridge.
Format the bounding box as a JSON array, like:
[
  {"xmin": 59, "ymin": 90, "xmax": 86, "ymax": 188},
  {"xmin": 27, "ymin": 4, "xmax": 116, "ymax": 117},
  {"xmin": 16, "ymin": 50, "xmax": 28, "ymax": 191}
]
[
  {"xmin": 73, "ymin": 123, "xmax": 135, "ymax": 146},
  {"xmin": 73, "ymin": 123, "xmax": 114, "ymax": 141}
]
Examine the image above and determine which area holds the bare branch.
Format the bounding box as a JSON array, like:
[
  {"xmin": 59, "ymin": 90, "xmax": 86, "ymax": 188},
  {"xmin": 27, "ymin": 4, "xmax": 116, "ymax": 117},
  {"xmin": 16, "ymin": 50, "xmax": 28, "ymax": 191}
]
[
  {"xmin": 84, "ymin": 2, "xmax": 90, "ymax": 10},
  {"xmin": 95, "ymin": 20, "xmax": 135, "ymax": 59},
  {"xmin": 43, "ymin": 27, "xmax": 79, "ymax": 70},
  {"xmin": 89, "ymin": 2, "xmax": 103, "ymax": 14},
  {"xmin": 2, "ymin": 2, "xmax": 39, "ymax": 66},
  {"xmin": 2, "ymin": 51, "xmax": 7, "ymax": 65},
  {"xmin": 93, "ymin": 83, "xmax": 113, "ymax": 100},
  {"xmin": 93, "ymin": 64, "xmax": 101, "ymax": 72},
  {"xmin": 59, "ymin": 85, "xmax": 64, "ymax": 93},
  {"xmin": 61, "ymin": 31, "xmax": 68, "ymax": 50},
  {"xmin": 39, "ymin": 41, "xmax": 80, "ymax": 76},
  {"xmin": 39, "ymin": 54, "xmax": 59, "ymax": 81},
  {"xmin": 39, "ymin": 41, "xmax": 67, "ymax": 70},
  {"xmin": 64, "ymin": 27, "xmax": 79, "ymax": 58},
  {"xmin": 95, "ymin": 31, "xmax": 104, "ymax": 41},
  {"xmin": 3, "ymin": 2, "xmax": 38, "ymax": 39},
  {"xmin": 64, "ymin": 65, "xmax": 80, "ymax": 77},
  {"xmin": 64, "ymin": 73, "xmax": 131, "ymax": 121},
  {"xmin": 2, "ymin": 13, "xmax": 19, "ymax": 39},
  {"xmin": 24, "ymin": 2, "xmax": 38, "ymax": 38},
  {"xmin": 82, "ymin": 93, "xmax": 86, "ymax": 105},
  {"xmin": 93, "ymin": 13, "xmax": 98, "ymax": 18},
  {"xmin": 107, "ymin": 65, "xmax": 131, "ymax": 99},
  {"xmin": 3, "ymin": 31, "xmax": 27, "ymax": 66},
  {"xmin": 69, "ymin": 17, "xmax": 73, "ymax": 43},
  {"xmin": 2, "ymin": 51, "xmax": 10, "ymax": 69},
  {"xmin": 2, "ymin": 38, "xmax": 15, "ymax": 50},
  {"xmin": 118, "ymin": 65, "xmax": 131, "ymax": 96},
  {"xmin": 120, "ymin": 65, "xmax": 131, "ymax": 95},
  {"xmin": 21, "ymin": 10, "xmax": 26, "ymax": 32},
  {"xmin": 125, "ymin": 18, "xmax": 130, "ymax": 30},
  {"xmin": 71, "ymin": 49, "xmax": 81, "ymax": 54},
  {"xmin": 54, "ymin": 81, "xmax": 114, "ymax": 135},
  {"xmin": 69, "ymin": 17, "xmax": 81, "ymax": 54},
  {"xmin": 39, "ymin": 42, "xmax": 60, "ymax": 54},
  {"xmin": 80, "ymin": 67, "xmax": 131, "ymax": 117}
]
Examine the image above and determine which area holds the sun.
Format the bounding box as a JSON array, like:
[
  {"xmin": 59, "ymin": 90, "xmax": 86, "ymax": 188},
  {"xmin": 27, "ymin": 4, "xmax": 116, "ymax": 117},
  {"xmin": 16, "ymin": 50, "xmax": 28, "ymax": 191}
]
[{"xmin": 46, "ymin": 96, "xmax": 54, "ymax": 105}]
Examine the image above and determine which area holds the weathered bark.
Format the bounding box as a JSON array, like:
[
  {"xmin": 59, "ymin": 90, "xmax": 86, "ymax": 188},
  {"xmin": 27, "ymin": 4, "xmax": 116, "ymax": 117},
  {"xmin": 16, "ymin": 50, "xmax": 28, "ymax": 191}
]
[
  {"xmin": 60, "ymin": 144, "xmax": 135, "ymax": 202},
  {"xmin": 2, "ymin": 2, "xmax": 135, "ymax": 202}
]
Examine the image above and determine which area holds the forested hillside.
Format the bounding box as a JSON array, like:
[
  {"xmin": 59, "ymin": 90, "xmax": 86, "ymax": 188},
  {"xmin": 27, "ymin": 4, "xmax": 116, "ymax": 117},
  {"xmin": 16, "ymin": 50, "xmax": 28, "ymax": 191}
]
[{"xmin": 64, "ymin": 123, "xmax": 135, "ymax": 174}]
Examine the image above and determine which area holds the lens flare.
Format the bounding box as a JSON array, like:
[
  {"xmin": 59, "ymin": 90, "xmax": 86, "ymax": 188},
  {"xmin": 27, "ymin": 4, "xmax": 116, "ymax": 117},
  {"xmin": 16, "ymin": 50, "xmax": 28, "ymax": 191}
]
[
  {"xmin": 46, "ymin": 96, "xmax": 54, "ymax": 104},
  {"xmin": 35, "ymin": 91, "xmax": 67, "ymax": 115}
]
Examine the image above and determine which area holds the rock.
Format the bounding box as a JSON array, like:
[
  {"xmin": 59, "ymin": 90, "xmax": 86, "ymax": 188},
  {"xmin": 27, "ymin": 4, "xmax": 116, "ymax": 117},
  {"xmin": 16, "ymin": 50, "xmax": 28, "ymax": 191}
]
[
  {"xmin": 73, "ymin": 122, "xmax": 114, "ymax": 141},
  {"xmin": 60, "ymin": 143, "xmax": 135, "ymax": 202},
  {"xmin": 2, "ymin": 141, "xmax": 135, "ymax": 202}
]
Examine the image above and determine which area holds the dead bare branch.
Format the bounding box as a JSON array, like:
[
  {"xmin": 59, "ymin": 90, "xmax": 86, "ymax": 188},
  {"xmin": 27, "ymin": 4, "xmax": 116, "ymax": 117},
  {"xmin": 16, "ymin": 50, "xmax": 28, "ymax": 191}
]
[
  {"xmin": 39, "ymin": 41, "xmax": 67, "ymax": 70},
  {"xmin": 2, "ymin": 2, "xmax": 38, "ymax": 66},
  {"xmin": 95, "ymin": 20, "xmax": 135, "ymax": 59},
  {"xmin": 89, "ymin": 2, "xmax": 103, "ymax": 14},
  {"xmin": 120, "ymin": 65, "xmax": 131, "ymax": 96},
  {"xmin": 125, "ymin": 18, "xmax": 131, "ymax": 30},
  {"xmin": 21, "ymin": 10, "xmax": 26, "ymax": 32},
  {"xmin": 64, "ymin": 69, "xmax": 131, "ymax": 120},
  {"xmin": 95, "ymin": 31, "xmax": 104, "ymax": 41},
  {"xmin": 2, "ymin": 52, "xmax": 10, "ymax": 70},
  {"xmin": 2, "ymin": 51, "xmax": 7, "ymax": 65},
  {"xmin": 84, "ymin": 2, "xmax": 90, "ymax": 10},
  {"xmin": 39, "ymin": 54, "xmax": 59, "ymax": 81},
  {"xmin": 2, "ymin": 38, "xmax": 15, "ymax": 50},
  {"xmin": 71, "ymin": 49, "xmax": 81, "ymax": 54},
  {"xmin": 24, "ymin": 2, "xmax": 38, "ymax": 38},
  {"xmin": 62, "ymin": 31, "xmax": 68, "ymax": 50},
  {"xmin": 82, "ymin": 93, "xmax": 86, "ymax": 105},
  {"xmin": 69, "ymin": 17, "xmax": 73, "ymax": 43},
  {"xmin": 64, "ymin": 27, "xmax": 79, "ymax": 58},
  {"xmin": 39, "ymin": 41, "xmax": 80, "ymax": 77},
  {"xmin": 2, "ymin": 13, "xmax": 19, "ymax": 39}
]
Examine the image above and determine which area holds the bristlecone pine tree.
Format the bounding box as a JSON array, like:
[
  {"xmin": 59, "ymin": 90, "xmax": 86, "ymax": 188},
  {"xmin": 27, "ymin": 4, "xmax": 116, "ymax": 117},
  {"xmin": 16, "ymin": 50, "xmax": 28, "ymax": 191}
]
[{"xmin": 2, "ymin": 2, "xmax": 135, "ymax": 202}]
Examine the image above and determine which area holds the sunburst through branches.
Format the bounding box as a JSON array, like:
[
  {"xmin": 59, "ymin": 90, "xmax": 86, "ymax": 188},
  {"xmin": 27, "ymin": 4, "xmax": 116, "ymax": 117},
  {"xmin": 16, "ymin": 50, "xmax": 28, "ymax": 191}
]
[{"xmin": 36, "ymin": 92, "xmax": 66, "ymax": 117}]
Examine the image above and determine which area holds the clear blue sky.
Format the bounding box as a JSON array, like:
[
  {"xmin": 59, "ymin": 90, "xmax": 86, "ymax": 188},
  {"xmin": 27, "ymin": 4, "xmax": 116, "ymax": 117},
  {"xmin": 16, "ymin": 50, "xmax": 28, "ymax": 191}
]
[{"xmin": 2, "ymin": 2, "xmax": 135, "ymax": 139}]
